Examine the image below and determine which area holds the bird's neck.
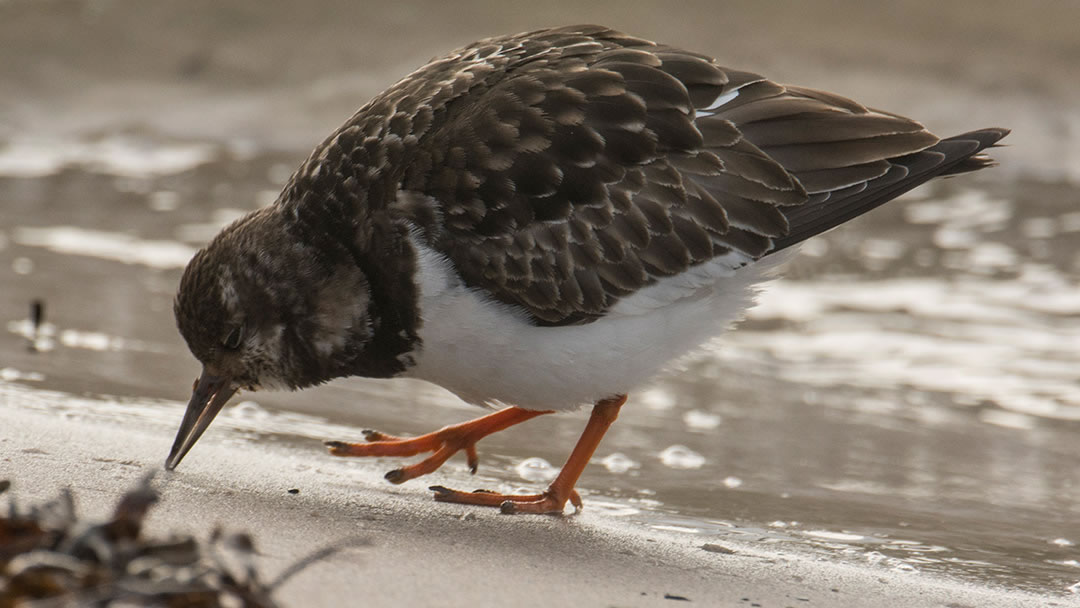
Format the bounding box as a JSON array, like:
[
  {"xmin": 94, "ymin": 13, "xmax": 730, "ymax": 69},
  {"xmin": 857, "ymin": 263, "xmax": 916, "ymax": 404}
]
[
  {"xmin": 256, "ymin": 201, "xmax": 422, "ymax": 386},
  {"xmin": 343, "ymin": 213, "xmax": 424, "ymax": 379},
  {"xmin": 261, "ymin": 107, "xmax": 426, "ymax": 384}
]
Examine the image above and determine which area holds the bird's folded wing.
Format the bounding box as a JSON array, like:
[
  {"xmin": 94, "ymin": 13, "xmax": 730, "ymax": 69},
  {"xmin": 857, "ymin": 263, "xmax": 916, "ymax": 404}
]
[{"xmin": 378, "ymin": 25, "xmax": 996, "ymax": 325}]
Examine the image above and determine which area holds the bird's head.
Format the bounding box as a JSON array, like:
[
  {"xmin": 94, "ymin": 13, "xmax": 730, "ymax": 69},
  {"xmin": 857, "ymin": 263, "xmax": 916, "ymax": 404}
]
[{"xmin": 165, "ymin": 207, "xmax": 379, "ymax": 470}]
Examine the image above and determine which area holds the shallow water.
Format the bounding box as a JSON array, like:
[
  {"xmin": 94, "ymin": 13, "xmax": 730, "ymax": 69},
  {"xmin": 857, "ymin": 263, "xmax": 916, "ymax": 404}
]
[{"xmin": 2, "ymin": 0, "xmax": 1079, "ymax": 599}]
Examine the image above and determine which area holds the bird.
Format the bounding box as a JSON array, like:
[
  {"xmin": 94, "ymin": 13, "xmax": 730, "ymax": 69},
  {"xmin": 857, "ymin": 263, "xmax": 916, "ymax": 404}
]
[{"xmin": 164, "ymin": 24, "xmax": 1008, "ymax": 514}]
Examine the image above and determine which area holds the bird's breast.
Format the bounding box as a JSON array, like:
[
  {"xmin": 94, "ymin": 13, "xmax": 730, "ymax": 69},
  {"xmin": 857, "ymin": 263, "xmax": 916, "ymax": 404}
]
[{"xmin": 401, "ymin": 234, "xmax": 781, "ymax": 411}]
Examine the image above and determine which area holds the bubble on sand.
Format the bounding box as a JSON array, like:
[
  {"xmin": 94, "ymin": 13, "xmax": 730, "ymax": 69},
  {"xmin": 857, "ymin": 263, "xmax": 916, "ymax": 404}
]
[
  {"xmin": 598, "ymin": 452, "xmax": 639, "ymax": 474},
  {"xmin": 683, "ymin": 410, "xmax": 721, "ymax": 430},
  {"xmin": 515, "ymin": 457, "xmax": 557, "ymax": 483},
  {"xmin": 658, "ymin": 445, "xmax": 705, "ymax": 469}
]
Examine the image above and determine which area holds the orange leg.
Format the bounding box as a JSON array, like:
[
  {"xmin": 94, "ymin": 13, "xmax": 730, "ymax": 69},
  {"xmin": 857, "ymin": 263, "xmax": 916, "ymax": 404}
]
[
  {"xmin": 326, "ymin": 406, "xmax": 551, "ymax": 483},
  {"xmin": 430, "ymin": 394, "xmax": 626, "ymax": 515}
]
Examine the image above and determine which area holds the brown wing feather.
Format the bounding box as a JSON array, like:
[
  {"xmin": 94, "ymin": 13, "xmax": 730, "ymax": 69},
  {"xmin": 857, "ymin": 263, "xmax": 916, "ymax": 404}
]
[
  {"xmin": 303, "ymin": 25, "xmax": 1007, "ymax": 326},
  {"xmin": 771, "ymin": 128, "xmax": 1009, "ymax": 251},
  {"xmin": 390, "ymin": 27, "xmax": 791, "ymax": 324}
]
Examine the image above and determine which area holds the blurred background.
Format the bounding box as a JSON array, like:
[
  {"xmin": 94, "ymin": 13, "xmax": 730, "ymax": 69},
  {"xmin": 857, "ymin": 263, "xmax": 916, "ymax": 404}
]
[{"xmin": 2, "ymin": 0, "xmax": 1078, "ymax": 597}]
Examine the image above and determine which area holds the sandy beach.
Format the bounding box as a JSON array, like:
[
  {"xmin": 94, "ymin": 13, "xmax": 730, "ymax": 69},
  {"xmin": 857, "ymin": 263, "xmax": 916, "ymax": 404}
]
[
  {"xmin": 3, "ymin": 0, "xmax": 1079, "ymax": 605},
  {"xmin": 3, "ymin": 393, "xmax": 1063, "ymax": 607}
]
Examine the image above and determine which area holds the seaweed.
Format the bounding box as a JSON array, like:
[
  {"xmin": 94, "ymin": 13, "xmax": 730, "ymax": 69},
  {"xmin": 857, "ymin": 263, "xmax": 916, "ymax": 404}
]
[{"xmin": 0, "ymin": 475, "xmax": 368, "ymax": 607}]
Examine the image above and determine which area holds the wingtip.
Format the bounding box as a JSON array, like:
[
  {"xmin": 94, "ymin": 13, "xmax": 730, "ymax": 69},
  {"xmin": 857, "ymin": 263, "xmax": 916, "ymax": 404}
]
[
  {"xmin": 938, "ymin": 127, "xmax": 1010, "ymax": 176},
  {"xmin": 952, "ymin": 127, "xmax": 1011, "ymax": 148}
]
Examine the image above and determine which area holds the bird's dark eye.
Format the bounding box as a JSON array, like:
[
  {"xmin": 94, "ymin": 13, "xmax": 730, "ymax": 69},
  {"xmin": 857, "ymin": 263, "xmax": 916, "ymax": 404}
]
[{"xmin": 222, "ymin": 325, "xmax": 243, "ymax": 350}]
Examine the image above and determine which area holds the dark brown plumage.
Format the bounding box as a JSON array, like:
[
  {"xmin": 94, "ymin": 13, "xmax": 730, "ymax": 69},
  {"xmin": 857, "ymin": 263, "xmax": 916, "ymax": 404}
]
[{"xmin": 280, "ymin": 24, "xmax": 1005, "ymax": 326}]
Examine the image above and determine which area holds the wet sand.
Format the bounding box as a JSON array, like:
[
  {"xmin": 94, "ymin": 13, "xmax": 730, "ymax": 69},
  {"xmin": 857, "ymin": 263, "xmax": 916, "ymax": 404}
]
[{"xmin": 3, "ymin": 400, "xmax": 1060, "ymax": 608}]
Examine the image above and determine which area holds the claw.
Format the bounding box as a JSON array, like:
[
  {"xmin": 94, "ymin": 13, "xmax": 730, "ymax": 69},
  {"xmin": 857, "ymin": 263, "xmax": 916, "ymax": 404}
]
[
  {"xmin": 362, "ymin": 429, "xmax": 396, "ymax": 442},
  {"xmin": 324, "ymin": 440, "xmax": 351, "ymax": 456},
  {"xmin": 429, "ymin": 485, "xmax": 456, "ymax": 500},
  {"xmin": 465, "ymin": 445, "xmax": 479, "ymax": 474},
  {"xmin": 569, "ymin": 490, "xmax": 583, "ymax": 510}
]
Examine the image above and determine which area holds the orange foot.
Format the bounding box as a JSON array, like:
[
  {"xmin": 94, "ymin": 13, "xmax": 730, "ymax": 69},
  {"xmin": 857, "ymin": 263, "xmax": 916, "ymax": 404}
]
[
  {"xmin": 428, "ymin": 395, "xmax": 625, "ymax": 514},
  {"xmin": 428, "ymin": 486, "xmax": 583, "ymax": 515},
  {"xmin": 328, "ymin": 395, "xmax": 626, "ymax": 515},
  {"xmin": 326, "ymin": 406, "xmax": 550, "ymax": 484}
]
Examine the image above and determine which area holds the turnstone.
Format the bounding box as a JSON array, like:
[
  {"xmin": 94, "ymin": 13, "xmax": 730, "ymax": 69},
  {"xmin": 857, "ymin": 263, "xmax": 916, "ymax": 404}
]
[{"xmin": 165, "ymin": 25, "xmax": 1008, "ymax": 514}]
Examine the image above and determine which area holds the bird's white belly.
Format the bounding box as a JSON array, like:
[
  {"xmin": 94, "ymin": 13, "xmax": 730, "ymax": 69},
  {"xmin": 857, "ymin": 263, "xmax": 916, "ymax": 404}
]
[{"xmin": 402, "ymin": 236, "xmax": 783, "ymax": 411}]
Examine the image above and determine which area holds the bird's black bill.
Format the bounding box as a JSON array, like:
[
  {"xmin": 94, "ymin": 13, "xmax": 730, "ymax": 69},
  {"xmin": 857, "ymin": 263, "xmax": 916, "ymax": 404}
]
[{"xmin": 165, "ymin": 370, "xmax": 237, "ymax": 470}]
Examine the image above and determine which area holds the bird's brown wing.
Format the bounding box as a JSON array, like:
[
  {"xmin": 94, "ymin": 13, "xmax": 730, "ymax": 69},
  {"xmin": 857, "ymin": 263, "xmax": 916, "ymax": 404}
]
[
  {"xmin": 769, "ymin": 127, "xmax": 1007, "ymax": 251},
  {"xmin": 379, "ymin": 25, "xmax": 1001, "ymax": 325}
]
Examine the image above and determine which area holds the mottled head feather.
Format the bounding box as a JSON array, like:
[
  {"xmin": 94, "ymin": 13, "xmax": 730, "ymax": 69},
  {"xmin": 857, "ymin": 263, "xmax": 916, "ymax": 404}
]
[{"xmin": 174, "ymin": 204, "xmax": 420, "ymax": 391}]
